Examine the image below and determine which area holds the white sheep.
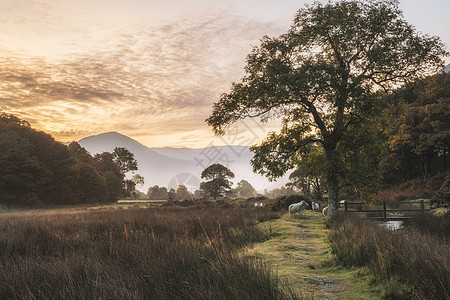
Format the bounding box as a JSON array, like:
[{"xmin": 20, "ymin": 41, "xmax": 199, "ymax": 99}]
[
  {"xmin": 311, "ymin": 201, "xmax": 320, "ymax": 211},
  {"xmin": 322, "ymin": 206, "xmax": 328, "ymax": 217},
  {"xmin": 289, "ymin": 201, "xmax": 309, "ymax": 216}
]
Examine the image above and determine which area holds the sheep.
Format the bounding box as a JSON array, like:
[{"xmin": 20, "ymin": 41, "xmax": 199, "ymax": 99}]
[
  {"xmin": 311, "ymin": 201, "xmax": 320, "ymax": 211},
  {"xmin": 289, "ymin": 201, "xmax": 309, "ymax": 216},
  {"xmin": 322, "ymin": 206, "xmax": 328, "ymax": 217},
  {"xmin": 254, "ymin": 202, "xmax": 265, "ymax": 207}
]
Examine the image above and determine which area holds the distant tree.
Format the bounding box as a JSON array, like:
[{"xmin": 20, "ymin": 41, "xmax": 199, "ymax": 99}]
[
  {"xmin": 94, "ymin": 152, "xmax": 123, "ymax": 199},
  {"xmin": 168, "ymin": 188, "xmax": 176, "ymax": 201},
  {"xmin": 113, "ymin": 147, "xmax": 138, "ymax": 176},
  {"xmin": 68, "ymin": 142, "xmax": 93, "ymax": 164},
  {"xmin": 75, "ymin": 163, "xmax": 108, "ymax": 203},
  {"xmin": 125, "ymin": 174, "xmax": 145, "ymax": 198},
  {"xmin": 193, "ymin": 189, "xmax": 205, "ymax": 199},
  {"xmin": 265, "ymin": 187, "xmax": 296, "ymax": 197},
  {"xmin": 94, "ymin": 152, "xmax": 122, "ymax": 178},
  {"xmin": 93, "ymin": 148, "xmax": 139, "ymax": 199},
  {"xmin": 235, "ymin": 180, "xmax": 257, "ymax": 198},
  {"xmin": 176, "ymin": 185, "xmax": 193, "ymax": 200},
  {"xmin": 200, "ymin": 164, "xmax": 235, "ymax": 199},
  {"xmin": 206, "ymin": 0, "xmax": 447, "ymax": 215},
  {"xmin": 132, "ymin": 174, "xmax": 145, "ymax": 189},
  {"xmin": 104, "ymin": 170, "xmax": 123, "ymax": 199},
  {"xmin": 134, "ymin": 190, "xmax": 147, "ymax": 199},
  {"xmin": 147, "ymin": 185, "xmax": 169, "ymax": 200}
]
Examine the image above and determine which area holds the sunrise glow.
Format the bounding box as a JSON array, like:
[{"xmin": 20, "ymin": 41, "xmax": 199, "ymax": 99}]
[{"xmin": 1, "ymin": 0, "xmax": 449, "ymax": 147}]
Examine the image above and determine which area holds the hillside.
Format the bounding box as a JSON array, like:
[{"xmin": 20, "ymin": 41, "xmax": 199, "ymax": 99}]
[{"xmin": 79, "ymin": 132, "xmax": 288, "ymax": 193}]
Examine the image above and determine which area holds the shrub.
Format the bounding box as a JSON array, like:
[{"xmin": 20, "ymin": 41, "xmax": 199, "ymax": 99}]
[
  {"xmin": 268, "ymin": 195, "xmax": 310, "ymax": 212},
  {"xmin": 328, "ymin": 214, "xmax": 449, "ymax": 299}
]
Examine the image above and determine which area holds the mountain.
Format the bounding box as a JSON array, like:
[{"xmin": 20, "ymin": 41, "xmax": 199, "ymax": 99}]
[
  {"xmin": 78, "ymin": 132, "xmax": 288, "ymax": 193},
  {"xmin": 439, "ymin": 63, "xmax": 450, "ymax": 73}
]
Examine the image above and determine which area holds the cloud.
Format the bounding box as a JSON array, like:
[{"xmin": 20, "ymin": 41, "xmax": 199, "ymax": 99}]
[{"xmin": 0, "ymin": 12, "xmax": 284, "ymax": 146}]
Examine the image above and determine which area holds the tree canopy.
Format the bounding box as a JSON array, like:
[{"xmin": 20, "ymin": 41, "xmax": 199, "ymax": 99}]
[
  {"xmin": 113, "ymin": 147, "xmax": 138, "ymax": 175},
  {"xmin": 0, "ymin": 111, "xmax": 143, "ymax": 207},
  {"xmin": 0, "ymin": 112, "xmax": 108, "ymax": 206},
  {"xmin": 235, "ymin": 179, "xmax": 258, "ymax": 198},
  {"xmin": 382, "ymin": 72, "xmax": 450, "ymax": 181},
  {"xmin": 206, "ymin": 0, "xmax": 447, "ymax": 215},
  {"xmin": 200, "ymin": 164, "xmax": 235, "ymax": 199}
]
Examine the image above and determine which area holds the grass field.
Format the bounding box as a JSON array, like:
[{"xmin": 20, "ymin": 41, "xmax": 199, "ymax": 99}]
[
  {"xmin": 0, "ymin": 203, "xmax": 299, "ymax": 299},
  {"xmin": 244, "ymin": 210, "xmax": 381, "ymax": 299},
  {"xmin": 1, "ymin": 202, "xmax": 447, "ymax": 299}
]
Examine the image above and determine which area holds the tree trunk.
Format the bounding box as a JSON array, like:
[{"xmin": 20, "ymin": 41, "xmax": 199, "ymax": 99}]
[
  {"xmin": 327, "ymin": 172, "xmax": 340, "ymax": 216},
  {"xmin": 324, "ymin": 143, "xmax": 340, "ymax": 216}
]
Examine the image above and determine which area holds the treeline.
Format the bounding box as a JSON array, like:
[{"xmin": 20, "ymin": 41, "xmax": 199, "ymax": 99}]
[
  {"xmin": 382, "ymin": 72, "xmax": 449, "ymax": 182},
  {"xmin": 0, "ymin": 112, "xmax": 140, "ymax": 208},
  {"xmin": 288, "ymin": 72, "xmax": 450, "ymax": 200},
  {"xmin": 146, "ymin": 179, "xmax": 258, "ymax": 201}
]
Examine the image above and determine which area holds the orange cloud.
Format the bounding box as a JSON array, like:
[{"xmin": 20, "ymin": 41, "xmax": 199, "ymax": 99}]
[{"xmin": 0, "ymin": 14, "xmax": 284, "ymax": 146}]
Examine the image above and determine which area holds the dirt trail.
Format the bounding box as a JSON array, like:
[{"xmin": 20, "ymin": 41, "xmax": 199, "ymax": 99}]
[{"xmin": 245, "ymin": 210, "xmax": 379, "ymax": 299}]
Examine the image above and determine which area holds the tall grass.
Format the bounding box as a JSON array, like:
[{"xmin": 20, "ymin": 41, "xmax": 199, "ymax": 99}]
[
  {"xmin": 328, "ymin": 213, "xmax": 449, "ymax": 299},
  {"xmin": 0, "ymin": 205, "xmax": 298, "ymax": 299}
]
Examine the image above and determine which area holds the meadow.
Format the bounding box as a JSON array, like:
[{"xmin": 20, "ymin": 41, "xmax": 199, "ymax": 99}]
[
  {"xmin": 1, "ymin": 199, "xmax": 449, "ymax": 299},
  {"xmin": 0, "ymin": 203, "xmax": 298, "ymax": 299},
  {"xmin": 328, "ymin": 212, "xmax": 450, "ymax": 299}
]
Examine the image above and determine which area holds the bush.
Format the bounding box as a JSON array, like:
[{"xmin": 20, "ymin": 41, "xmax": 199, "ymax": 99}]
[
  {"xmin": 431, "ymin": 191, "xmax": 450, "ymax": 209},
  {"xmin": 328, "ymin": 214, "xmax": 449, "ymax": 299},
  {"xmin": 268, "ymin": 195, "xmax": 310, "ymax": 212}
]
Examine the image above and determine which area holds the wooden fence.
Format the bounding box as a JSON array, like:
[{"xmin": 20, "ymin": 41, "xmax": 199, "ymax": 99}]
[{"xmin": 340, "ymin": 200, "xmax": 430, "ymax": 221}]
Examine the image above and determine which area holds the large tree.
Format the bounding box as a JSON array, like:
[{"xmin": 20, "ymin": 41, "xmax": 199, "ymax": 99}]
[
  {"xmin": 113, "ymin": 147, "xmax": 138, "ymax": 175},
  {"xmin": 206, "ymin": 0, "xmax": 447, "ymax": 215},
  {"xmin": 200, "ymin": 164, "xmax": 235, "ymax": 199}
]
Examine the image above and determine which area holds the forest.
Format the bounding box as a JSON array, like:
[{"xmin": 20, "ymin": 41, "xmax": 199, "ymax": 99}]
[{"xmin": 0, "ymin": 112, "xmax": 141, "ymax": 207}]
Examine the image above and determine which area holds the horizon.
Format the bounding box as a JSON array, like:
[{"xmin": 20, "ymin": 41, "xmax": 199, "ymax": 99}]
[
  {"xmin": 79, "ymin": 130, "xmax": 255, "ymax": 150},
  {"xmin": 1, "ymin": 0, "xmax": 449, "ymax": 148}
]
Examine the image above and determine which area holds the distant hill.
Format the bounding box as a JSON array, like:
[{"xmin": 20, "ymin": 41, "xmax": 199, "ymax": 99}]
[
  {"xmin": 79, "ymin": 132, "xmax": 288, "ymax": 193},
  {"xmin": 440, "ymin": 63, "xmax": 450, "ymax": 73}
]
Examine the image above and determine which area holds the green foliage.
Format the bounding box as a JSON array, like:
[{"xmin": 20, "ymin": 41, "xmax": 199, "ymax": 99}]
[
  {"xmin": 113, "ymin": 147, "xmax": 138, "ymax": 175},
  {"xmin": 104, "ymin": 171, "xmax": 124, "ymax": 199},
  {"xmin": 200, "ymin": 164, "xmax": 235, "ymax": 199},
  {"xmin": 147, "ymin": 185, "xmax": 168, "ymax": 199},
  {"xmin": 383, "ymin": 72, "xmax": 450, "ymax": 181},
  {"xmin": 175, "ymin": 185, "xmax": 193, "ymax": 200},
  {"xmin": 93, "ymin": 149, "xmax": 140, "ymax": 199},
  {"xmin": 268, "ymin": 195, "xmax": 310, "ymax": 212},
  {"xmin": 206, "ymin": 0, "xmax": 447, "ymax": 215},
  {"xmin": 288, "ymin": 145, "xmax": 327, "ymax": 199},
  {"xmin": 235, "ymin": 179, "xmax": 258, "ymax": 198},
  {"xmin": 0, "ymin": 112, "xmax": 108, "ymax": 206}
]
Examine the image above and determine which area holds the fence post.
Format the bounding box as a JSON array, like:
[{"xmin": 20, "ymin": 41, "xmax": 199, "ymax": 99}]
[
  {"xmin": 420, "ymin": 200, "xmax": 424, "ymax": 214},
  {"xmin": 344, "ymin": 201, "xmax": 348, "ymax": 212},
  {"xmin": 383, "ymin": 202, "xmax": 387, "ymax": 222}
]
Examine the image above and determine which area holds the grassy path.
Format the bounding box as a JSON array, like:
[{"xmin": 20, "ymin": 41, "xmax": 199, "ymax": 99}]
[{"xmin": 245, "ymin": 210, "xmax": 381, "ymax": 299}]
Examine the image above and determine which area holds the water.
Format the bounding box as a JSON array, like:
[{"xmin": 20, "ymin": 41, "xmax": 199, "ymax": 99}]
[
  {"xmin": 380, "ymin": 212, "xmax": 404, "ymax": 230},
  {"xmin": 381, "ymin": 220, "xmax": 403, "ymax": 230}
]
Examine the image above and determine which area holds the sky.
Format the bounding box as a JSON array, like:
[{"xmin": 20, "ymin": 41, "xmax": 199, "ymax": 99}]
[{"xmin": 1, "ymin": 0, "xmax": 449, "ymax": 148}]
